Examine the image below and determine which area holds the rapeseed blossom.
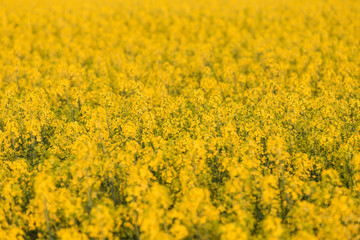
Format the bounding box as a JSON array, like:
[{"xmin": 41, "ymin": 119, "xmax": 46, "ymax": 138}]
[{"xmin": 0, "ymin": 0, "xmax": 360, "ymax": 239}]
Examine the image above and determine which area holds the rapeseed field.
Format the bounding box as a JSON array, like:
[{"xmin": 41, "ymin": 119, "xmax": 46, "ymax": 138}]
[{"xmin": 0, "ymin": 0, "xmax": 360, "ymax": 239}]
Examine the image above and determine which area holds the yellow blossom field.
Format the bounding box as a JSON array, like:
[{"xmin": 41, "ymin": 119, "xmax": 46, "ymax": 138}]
[{"xmin": 1, "ymin": 0, "xmax": 360, "ymax": 239}]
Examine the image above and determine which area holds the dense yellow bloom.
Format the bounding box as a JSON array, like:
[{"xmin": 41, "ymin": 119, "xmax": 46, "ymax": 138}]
[{"xmin": 0, "ymin": 0, "xmax": 360, "ymax": 239}]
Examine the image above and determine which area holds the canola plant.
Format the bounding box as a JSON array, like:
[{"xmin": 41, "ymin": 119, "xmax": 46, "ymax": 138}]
[{"xmin": 0, "ymin": 0, "xmax": 360, "ymax": 239}]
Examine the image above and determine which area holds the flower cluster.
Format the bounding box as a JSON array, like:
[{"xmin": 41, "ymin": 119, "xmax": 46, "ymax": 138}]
[{"xmin": 1, "ymin": 0, "xmax": 360, "ymax": 239}]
